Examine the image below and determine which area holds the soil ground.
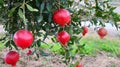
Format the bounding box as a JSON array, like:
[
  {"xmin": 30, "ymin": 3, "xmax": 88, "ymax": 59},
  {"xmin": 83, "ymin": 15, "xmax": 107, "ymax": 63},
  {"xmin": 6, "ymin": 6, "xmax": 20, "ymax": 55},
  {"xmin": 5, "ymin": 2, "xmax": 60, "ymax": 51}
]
[{"xmin": 0, "ymin": 50, "xmax": 120, "ymax": 67}]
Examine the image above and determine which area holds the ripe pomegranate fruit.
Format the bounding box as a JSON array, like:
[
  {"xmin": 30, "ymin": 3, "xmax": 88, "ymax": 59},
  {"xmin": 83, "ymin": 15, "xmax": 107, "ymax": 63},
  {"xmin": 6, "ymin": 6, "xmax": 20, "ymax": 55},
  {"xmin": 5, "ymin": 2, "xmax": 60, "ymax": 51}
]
[
  {"xmin": 97, "ymin": 27, "xmax": 107, "ymax": 39},
  {"xmin": 76, "ymin": 62, "xmax": 82, "ymax": 67},
  {"xmin": 13, "ymin": 29, "xmax": 34, "ymax": 49},
  {"xmin": 27, "ymin": 49, "xmax": 32, "ymax": 56},
  {"xmin": 4, "ymin": 51, "xmax": 19, "ymax": 67},
  {"xmin": 57, "ymin": 31, "xmax": 70, "ymax": 46},
  {"xmin": 82, "ymin": 26, "xmax": 88, "ymax": 36},
  {"xmin": 53, "ymin": 9, "xmax": 71, "ymax": 27}
]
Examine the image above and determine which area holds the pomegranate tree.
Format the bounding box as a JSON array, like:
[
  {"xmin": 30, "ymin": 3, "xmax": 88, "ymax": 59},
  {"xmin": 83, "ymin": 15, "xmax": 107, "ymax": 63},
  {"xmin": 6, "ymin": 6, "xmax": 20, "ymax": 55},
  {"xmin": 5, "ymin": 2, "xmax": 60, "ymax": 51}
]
[
  {"xmin": 4, "ymin": 51, "xmax": 19, "ymax": 67},
  {"xmin": 0, "ymin": 0, "xmax": 120, "ymax": 67}
]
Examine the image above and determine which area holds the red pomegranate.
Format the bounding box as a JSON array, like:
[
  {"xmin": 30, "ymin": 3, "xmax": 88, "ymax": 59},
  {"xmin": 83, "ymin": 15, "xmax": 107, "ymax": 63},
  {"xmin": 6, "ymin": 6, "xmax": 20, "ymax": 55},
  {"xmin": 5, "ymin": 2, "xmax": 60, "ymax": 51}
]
[
  {"xmin": 57, "ymin": 31, "xmax": 70, "ymax": 46},
  {"xmin": 76, "ymin": 62, "xmax": 82, "ymax": 67},
  {"xmin": 53, "ymin": 9, "xmax": 71, "ymax": 27},
  {"xmin": 82, "ymin": 26, "xmax": 88, "ymax": 36},
  {"xmin": 13, "ymin": 29, "xmax": 34, "ymax": 49},
  {"xmin": 97, "ymin": 28, "xmax": 107, "ymax": 39},
  {"xmin": 4, "ymin": 51, "xmax": 19, "ymax": 67}
]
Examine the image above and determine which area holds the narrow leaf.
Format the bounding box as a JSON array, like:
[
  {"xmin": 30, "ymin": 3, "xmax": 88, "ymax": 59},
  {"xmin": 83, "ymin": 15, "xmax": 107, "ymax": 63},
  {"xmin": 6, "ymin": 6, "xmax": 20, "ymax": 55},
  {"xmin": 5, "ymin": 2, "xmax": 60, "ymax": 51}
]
[
  {"xmin": 40, "ymin": 2, "xmax": 45, "ymax": 13},
  {"xmin": 18, "ymin": 9, "xmax": 26, "ymax": 23},
  {"xmin": 8, "ymin": 8, "xmax": 16, "ymax": 17},
  {"xmin": 37, "ymin": 15, "xmax": 43, "ymax": 23},
  {"xmin": 26, "ymin": 4, "xmax": 38, "ymax": 12},
  {"xmin": 40, "ymin": 49, "xmax": 49, "ymax": 56}
]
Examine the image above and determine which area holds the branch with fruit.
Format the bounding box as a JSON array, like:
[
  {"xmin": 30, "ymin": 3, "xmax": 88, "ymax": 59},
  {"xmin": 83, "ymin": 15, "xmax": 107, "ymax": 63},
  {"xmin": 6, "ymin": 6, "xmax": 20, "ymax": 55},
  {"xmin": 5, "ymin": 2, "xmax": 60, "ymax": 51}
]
[{"xmin": 0, "ymin": 0, "xmax": 120, "ymax": 67}]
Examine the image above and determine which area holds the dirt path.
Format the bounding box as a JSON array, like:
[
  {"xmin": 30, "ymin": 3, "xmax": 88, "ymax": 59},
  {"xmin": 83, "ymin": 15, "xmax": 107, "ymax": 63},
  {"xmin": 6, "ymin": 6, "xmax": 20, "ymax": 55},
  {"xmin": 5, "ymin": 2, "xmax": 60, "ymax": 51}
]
[{"xmin": 81, "ymin": 52, "xmax": 120, "ymax": 67}]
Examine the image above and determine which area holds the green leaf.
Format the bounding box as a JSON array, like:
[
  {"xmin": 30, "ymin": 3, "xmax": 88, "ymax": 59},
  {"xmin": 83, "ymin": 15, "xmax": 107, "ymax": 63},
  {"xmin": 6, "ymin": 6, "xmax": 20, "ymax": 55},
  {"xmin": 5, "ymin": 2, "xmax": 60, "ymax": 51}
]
[
  {"xmin": 51, "ymin": 37, "xmax": 57, "ymax": 43},
  {"xmin": 36, "ymin": 53, "xmax": 40, "ymax": 59},
  {"xmin": 11, "ymin": 40, "xmax": 18, "ymax": 50},
  {"xmin": 65, "ymin": 50, "xmax": 70, "ymax": 63},
  {"xmin": 4, "ymin": 40, "xmax": 10, "ymax": 47},
  {"xmin": 50, "ymin": 44, "xmax": 61, "ymax": 52},
  {"xmin": 42, "ymin": 33, "xmax": 47, "ymax": 41},
  {"xmin": 46, "ymin": 3, "xmax": 52, "ymax": 12},
  {"xmin": 8, "ymin": 8, "xmax": 16, "ymax": 17},
  {"xmin": 26, "ymin": 4, "xmax": 38, "ymax": 12},
  {"xmin": 40, "ymin": 49, "xmax": 49, "ymax": 56},
  {"xmin": 0, "ymin": 36, "xmax": 6, "ymax": 41},
  {"xmin": 40, "ymin": 2, "xmax": 45, "ymax": 13},
  {"xmin": 37, "ymin": 39, "xmax": 41, "ymax": 47},
  {"xmin": 18, "ymin": 9, "xmax": 26, "ymax": 22},
  {"xmin": 92, "ymin": 18, "xmax": 98, "ymax": 25},
  {"xmin": 0, "ymin": 0, "xmax": 3, "ymax": 3},
  {"xmin": 37, "ymin": 15, "xmax": 43, "ymax": 23},
  {"xmin": 48, "ymin": 13, "xmax": 52, "ymax": 22}
]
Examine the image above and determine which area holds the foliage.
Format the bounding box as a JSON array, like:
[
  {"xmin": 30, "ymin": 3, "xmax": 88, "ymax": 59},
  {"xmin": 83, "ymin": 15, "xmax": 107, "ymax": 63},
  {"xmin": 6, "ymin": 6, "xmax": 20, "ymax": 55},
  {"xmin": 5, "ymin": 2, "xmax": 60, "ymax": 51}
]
[{"xmin": 0, "ymin": 0, "xmax": 120, "ymax": 66}]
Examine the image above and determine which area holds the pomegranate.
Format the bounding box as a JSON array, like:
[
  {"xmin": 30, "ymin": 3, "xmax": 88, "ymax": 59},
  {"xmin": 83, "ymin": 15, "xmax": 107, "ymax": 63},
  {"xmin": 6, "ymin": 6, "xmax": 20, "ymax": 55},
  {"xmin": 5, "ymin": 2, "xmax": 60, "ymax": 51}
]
[
  {"xmin": 97, "ymin": 28, "xmax": 107, "ymax": 39},
  {"xmin": 27, "ymin": 49, "xmax": 32, "ymax": 56},
  {"xmin": 76, "ymin": 62, "xmax": 82, "ymax": 67},
  {"xmin": 4, "ymin": 51, "xmax": 19, "ymax": 67},
  {"xmin": 82, "ymin": 26, "xmax": 88, "ymax": 36},
  {"xmin": 53, "ymin": 9, "xmax": 71, "ymax": 27},
  {"xmin": 57, "ymin": 31, "xmax": 70, "ymax": 46},
  {"xmin": 13, "ymin": 29, "xmax": 34, "ymax": 49}
]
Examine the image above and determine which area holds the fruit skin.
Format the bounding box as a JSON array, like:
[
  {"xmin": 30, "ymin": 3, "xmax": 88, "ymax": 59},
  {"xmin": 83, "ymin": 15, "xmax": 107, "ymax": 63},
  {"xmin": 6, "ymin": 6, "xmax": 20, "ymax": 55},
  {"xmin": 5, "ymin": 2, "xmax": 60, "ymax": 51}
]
[
  {"xmin": 4, "ymin": 51, "xmax": 19, "ymax": 66},
  {"xmin": 13, "ymin": 29, "xmax": 34, "ymax": 49},
  {"xmin": 57, "ymin": 31, "xmax": 70, "ymax": 46},
  {"xmin": 53, "ymin": 9, "xmax": 71, "ymax": 27},
  {"xmin": 82, "ymin": 26, "xmax": 88, "ymax": 36},
  {"xmin": 97, "ymin": 28, "xmax": 107, "ymax": 39},
  {"xmin": 76, "ymin": 62, "xmax": 82, "ymax": 67}
]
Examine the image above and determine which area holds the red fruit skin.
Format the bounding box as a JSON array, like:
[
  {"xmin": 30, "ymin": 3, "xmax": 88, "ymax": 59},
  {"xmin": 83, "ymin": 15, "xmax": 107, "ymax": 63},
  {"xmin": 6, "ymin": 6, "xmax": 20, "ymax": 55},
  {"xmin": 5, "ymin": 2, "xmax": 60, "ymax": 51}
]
[
  {"xmin": 27, "ymin": 50, "xmax": 32, "ymax": 56},
  {"xmin": 4, "ymin": 51, "xmax": 19, "ymax": 66},
  {"xmin": 97, "ymin": 28, "xmax": 107, "ymax": 39},
  {"xmin": 82, "ymin": 27, "xmax": 88, "ymax": 36},
  {"xmin": 53, "ymin": 9, "xmax": 71, "ymax": 27},
  {"xmin": 67, "ymin": 19, "xmax": 71, "ymax": 25},
  {"xmin": 13, "ymin": 29, "xmax": 34, "ymax": 49},
  {"xmin": 76, "ymin": 63, "xmax": 82, "ymax": 67},
  {"xmin": 57, "ymin": 31, "xmax": 70, "ymax": 46}
]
